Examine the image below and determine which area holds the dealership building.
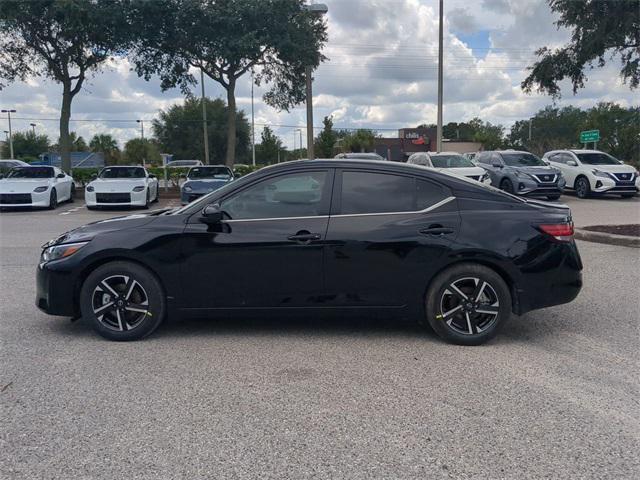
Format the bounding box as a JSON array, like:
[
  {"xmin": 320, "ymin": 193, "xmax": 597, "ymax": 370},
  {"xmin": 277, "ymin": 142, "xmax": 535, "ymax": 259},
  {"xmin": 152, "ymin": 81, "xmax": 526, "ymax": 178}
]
[{"xmin": 372, "ymin": 127, "xmax": 481, "ymax": 162}]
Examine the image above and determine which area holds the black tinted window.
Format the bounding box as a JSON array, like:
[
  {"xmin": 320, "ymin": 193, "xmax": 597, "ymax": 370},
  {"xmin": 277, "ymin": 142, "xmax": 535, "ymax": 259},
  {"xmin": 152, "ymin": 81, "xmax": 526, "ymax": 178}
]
[
  {"xmin": 100, "ymin": 167, "xmax": 145, "ymax": 178},
  {"xmin": 340, "ymin": 171, "xmax": 447, "ymax": 214},
  {"xmin": 575, "ymin": 152, "xmax": 620, "ymax": 165},
  {"xmin": 221, "ymin": 171, "xmax": 327, "ymax": 220},
  {"xmin": 7, "ymin": 167, "xmax": 53, "ymax": 178}
]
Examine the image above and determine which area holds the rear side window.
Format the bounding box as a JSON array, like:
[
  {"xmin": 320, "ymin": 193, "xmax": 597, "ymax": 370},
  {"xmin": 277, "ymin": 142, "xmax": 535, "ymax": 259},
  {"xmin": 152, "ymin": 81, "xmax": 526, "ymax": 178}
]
[
  {"xmin": 339, "ymin": 171, "xmax": 448, "ymax": 215},
  {"xmin": 476, "ymin": 152, "xmax": 491, "ymax": 165}
]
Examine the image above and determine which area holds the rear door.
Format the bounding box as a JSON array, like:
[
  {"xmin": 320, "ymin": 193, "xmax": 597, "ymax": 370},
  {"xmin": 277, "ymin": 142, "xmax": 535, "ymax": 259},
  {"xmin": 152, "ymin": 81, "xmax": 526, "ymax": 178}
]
[{"xmin": 323, "ymin": 169, "xmax": 459, "ymax": 307}]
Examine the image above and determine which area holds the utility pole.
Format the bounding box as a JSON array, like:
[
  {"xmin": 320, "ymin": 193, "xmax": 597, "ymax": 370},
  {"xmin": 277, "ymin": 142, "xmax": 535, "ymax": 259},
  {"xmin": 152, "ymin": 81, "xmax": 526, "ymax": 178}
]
[
  {"xmin": 436, "ymin": 0, "xmax": 444, "ymax": 153},
  {"xmin": 136, "ymin": 119, "xmax": 145, "ymax": 166},
  {"xmin": 298, "ymin": 129, "xmax": 303, "ymax": 159},
  {"xmin": 305, "ymin": 66, "xmax": 314, "ymax": 160},
  {"xmin": 201, "ymin": 69, "xmax": 210, "ymax": 165},
  {"xmin": 528, "ymin": 118, "xmax": 532, "ymax": 142},
  {"xmin": 251, "ymin": 70, "xmax": 256, "ymax": 166},
  {"xmin": 2, "ymin": 109, "xmax": 16, "ymax": 159}
]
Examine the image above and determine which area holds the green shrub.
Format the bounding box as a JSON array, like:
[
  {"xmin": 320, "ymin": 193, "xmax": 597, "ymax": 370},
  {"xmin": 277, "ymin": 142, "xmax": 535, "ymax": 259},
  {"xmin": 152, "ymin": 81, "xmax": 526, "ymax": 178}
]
[
  {"xmin": 233, "ymin": 164, "xmax": 262, "ymax": 177},
  {"xmin": 71, "ymin": 168, "xmax": 100, "ymax": 186}
]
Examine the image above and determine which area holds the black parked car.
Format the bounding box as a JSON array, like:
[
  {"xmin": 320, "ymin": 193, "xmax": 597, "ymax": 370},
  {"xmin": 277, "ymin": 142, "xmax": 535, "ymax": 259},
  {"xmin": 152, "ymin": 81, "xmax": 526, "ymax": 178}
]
[{"xmin": 36, "ymin": 160, "xmax": 582, "ymax": 345}]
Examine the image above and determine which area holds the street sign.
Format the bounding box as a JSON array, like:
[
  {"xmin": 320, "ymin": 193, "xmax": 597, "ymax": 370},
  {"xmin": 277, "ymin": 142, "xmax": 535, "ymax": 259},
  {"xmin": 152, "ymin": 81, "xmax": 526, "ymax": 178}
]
[{"xmin": 580, "ymin": 130, "xmax": 600, "ymax": 143}]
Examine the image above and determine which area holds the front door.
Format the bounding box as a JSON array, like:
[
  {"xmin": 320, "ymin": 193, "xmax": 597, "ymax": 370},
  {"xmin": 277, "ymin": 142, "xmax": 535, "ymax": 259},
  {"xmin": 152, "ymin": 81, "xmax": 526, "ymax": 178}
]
[
  {"xmin": 180, "ymin": 169, "xmax": 333, "ymax": 311},
  {"xmin": 323, "ymin": 169, "xmax": 460, "ymax": 307}
]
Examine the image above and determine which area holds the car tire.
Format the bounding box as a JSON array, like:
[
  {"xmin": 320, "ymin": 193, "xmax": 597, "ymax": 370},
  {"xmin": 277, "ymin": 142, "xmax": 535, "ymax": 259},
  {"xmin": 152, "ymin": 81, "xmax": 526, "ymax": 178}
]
[
  {"xmin": 546, "ymin": 194, "xmax": 561, "ymax": 201},
  {"xmin": 500, "ymin": 178, "xmax": 514, "ymax": 194},
  {"xmin": 69, "ymin": 184, "xmax": 75, "ymax": 202},
  {"xmin": 143, "ymin": 189, "xmax": 150, "ymax": 209},
  {"xmin": 79, "ymin": 261, "xmax": 166, "ymax": 341},
  {"xmin": 575, "ymin": 176, "xmax": 591, "ymax": 199},
  {"xmin": 48, "ymin": 189, "xmax": 57, "ymax": 210},
  {"xmin": 424, "ymin": 263, "xmax": 511, "ymax": 346},
  {"xmin": 153, "ymin": 187, "xmax": 159, "ymax": 203}
]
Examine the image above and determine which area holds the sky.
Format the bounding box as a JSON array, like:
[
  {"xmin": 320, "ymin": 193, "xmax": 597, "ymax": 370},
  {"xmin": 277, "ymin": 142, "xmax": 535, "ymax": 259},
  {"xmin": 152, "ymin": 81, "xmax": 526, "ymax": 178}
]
[{"xmin": 0, "ymin": 0, "xmax": 637, "ymax": 153}]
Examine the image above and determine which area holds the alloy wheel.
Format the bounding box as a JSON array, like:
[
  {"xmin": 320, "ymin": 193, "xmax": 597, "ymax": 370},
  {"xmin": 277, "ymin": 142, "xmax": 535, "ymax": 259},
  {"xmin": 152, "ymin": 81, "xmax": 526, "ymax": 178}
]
[
  {"xmin": 576, "ymin": 178, "xmax": 589, "ymax": 198},
  {"xmin": 439, "ymin": 277, "xmax": 500, "ymax": 335},
  {"xmin": 91, "ymin": 275, "xmax": 150, "ymax": 332}
]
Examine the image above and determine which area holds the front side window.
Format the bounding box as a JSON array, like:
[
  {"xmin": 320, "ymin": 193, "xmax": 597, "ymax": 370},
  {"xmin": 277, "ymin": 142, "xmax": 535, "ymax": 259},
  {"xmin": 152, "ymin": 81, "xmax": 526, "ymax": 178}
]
[
  {"xmin": 476, "ymin": 152, "xmax": 491, "ymax": 165},
  {"xmin": 221, "ymin": 171, "xmax": 328, "ymax": 220},
  {"xmin": 99, "ymin": 167, "xmax": 146, "ymax": 179},
  {"xmin": 340, "ymin": 171, "xmax": 448, "ymax": 215},
  {"xmin": 7, "ymin": 167, "xmax": 54, "ymax": 179},
  {"xmin": 575, "ymin": 152, "xmax": 620, "ymax": 165}
]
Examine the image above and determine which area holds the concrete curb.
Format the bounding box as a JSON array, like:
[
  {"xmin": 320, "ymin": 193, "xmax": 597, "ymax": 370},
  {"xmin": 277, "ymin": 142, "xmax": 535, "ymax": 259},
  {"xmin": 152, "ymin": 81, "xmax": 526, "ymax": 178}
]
[{"xmin": 574, "ymin": 228, "xmax": 640, "ymax": 248}]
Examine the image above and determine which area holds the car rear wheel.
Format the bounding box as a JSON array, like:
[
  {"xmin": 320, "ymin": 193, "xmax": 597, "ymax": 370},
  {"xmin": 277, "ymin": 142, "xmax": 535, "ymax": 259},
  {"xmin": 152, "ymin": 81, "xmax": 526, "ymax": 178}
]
[
  {"xmin": 500, "ymin": 178, "xmax": 514, "ymax": 194},
  {"xmin": 80, "ymin": 261, "xmax": 166, "ymax": 341},
  {"xmin": 425, "ymin": 263, "xmax": 511, "ymax": 346},
  {"xmin": 575, "ymin": 176, "xmax": 591, "ymax": 198},
  {"xmin": 48, "ymin": 189, "xmax": 57, "ymax": 210}
]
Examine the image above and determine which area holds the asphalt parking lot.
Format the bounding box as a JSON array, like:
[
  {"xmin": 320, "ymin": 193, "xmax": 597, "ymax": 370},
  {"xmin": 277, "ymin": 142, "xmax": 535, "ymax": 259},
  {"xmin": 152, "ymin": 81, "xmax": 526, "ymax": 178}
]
[{"xmin": 1, "ymin": 196, "xmax": 639, "ymax": 479}]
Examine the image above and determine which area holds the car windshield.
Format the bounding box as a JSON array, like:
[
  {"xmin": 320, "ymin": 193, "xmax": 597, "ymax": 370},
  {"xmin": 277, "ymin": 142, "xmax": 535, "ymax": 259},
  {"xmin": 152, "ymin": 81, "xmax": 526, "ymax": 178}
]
[
  {"xmin": 430, "ymin": 155, "xmax": 474, "ymax": 168},
  {"xmin": 6, "ymin": 167, "xmax": 54, "ymax": 178},
  {"xmin": 99, "ymin": 167, "xmax": 145, "ymax": 179},
  {"xmin": 188, "ymin": 166, "xmax": 232, "ymax": 179},
  {"xmin": 575, "ymin": 152, "xmax": 620, "ymax": 165},
  {"xmin": 169, "ymin": 161, "xmax": 199, "ymax": 166},
  {"xmin": 501, "ymin": 153, "xmax": 545, "ymax": 167}
]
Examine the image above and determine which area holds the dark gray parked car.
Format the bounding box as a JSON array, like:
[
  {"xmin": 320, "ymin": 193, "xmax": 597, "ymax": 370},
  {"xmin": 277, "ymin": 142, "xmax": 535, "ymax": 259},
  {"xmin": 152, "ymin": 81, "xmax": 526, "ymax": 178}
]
[{"xmin": 476, "ymin": 150, "xmax": 566, "ymax": 200}]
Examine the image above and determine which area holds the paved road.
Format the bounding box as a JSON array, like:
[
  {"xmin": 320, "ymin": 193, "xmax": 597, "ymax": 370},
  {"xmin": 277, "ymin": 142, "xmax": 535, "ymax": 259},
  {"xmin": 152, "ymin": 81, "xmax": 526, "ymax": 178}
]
[{"xmin": 1, "ymin": 198, "xmax": 639, "ymax": 479}]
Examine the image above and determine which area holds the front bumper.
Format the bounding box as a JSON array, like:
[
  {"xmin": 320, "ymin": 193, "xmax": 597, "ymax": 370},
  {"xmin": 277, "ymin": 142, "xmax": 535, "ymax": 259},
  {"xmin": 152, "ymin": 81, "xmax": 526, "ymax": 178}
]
[
  {"xmin": 85, "ymin": 189, "xmax": 147, "ymax": 207},
  {"xmin": 0, "ymin": 190, "xmax": 51, "ymax": 208},
  {"xmin": 591, "ymin": 175, "xmax": 639, "ymax": 195},
  {"xmin": 36, "ymin": 259, "xmax": 78, "ymax": 317},
  {"xmin": 514, "ymin": 176, "xmax": 566, "ymax": 197}
]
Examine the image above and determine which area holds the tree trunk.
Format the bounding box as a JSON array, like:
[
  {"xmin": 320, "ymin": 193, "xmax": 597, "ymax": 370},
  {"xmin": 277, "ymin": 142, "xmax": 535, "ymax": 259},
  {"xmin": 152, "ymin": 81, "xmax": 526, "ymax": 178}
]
[
  {"xmin": 225, "ymin": 77, "xmax": 237, "ymax": 167},
  {"xmin": 60, "ymin": 83, "xmax": 73, "ymax": 173}
]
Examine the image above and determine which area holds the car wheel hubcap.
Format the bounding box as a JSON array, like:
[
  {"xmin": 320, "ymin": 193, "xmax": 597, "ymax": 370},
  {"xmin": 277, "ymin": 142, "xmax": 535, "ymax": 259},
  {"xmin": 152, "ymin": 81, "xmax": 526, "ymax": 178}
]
[
  {"xmin": 439, "ymin": 277, "xmax": 500, "ymax": 335},
  {"xmin": 91, "ymin": 275, "xmax": 149, "ymax": 332}
]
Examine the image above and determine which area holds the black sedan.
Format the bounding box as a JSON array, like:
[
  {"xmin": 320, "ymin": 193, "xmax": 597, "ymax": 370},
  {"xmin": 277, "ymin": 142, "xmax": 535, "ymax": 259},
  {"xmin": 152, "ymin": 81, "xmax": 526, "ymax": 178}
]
[{"xmin": 36, "ymin": 159, "xmax": 583, "ymax": 345}]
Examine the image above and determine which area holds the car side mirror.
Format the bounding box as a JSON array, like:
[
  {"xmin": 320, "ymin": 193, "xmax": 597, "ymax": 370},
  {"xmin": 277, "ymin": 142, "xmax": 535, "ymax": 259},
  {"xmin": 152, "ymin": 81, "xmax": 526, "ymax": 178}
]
[
  {"xmin": 200, "ymin": 204, "xmax": 224, "ymax": 224},
  {"xmin": 567, "ymin": 160, "xmax": 577, "ymax": 167},
  {"xmin": 57, "ymin": 172, "xmax": 66, "ymax": 178},
  {"xmin": 492, "ymin": 162, "xmax": 502, "ymax": 168}
]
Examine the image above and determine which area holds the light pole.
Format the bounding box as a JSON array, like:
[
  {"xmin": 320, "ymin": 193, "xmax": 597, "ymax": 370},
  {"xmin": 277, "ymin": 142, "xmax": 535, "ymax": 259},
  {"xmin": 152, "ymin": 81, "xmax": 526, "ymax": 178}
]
[
  {"xmin": 201, "ymin": 69, "xmax": 210, "ymax": 165},
  {"xmin": 30, "ymin": 123, "xmax": 37, "ymax": 135},
  {"xmin": 436, "ymin": 0, "xmax": 443, "ymax": 153},
  {"xmin": 136, "ymin": 120, "xmax": 145, "ymax": 166},
  {"xmin": 251, "ymin": 70, "xmax": 256, "ymax": 166},
  {"xmin": 303, "ymin": 3, "xmax": 328, "ymax": 160},
  {"xmin": 136, "ymin": 119, "xmax": 144, "ymax": 140},
  {"xmin": 2, "ymin": 109, "xmax": 16, "ymax": 159},
  {"xmin": 2, "ymin": 131, "xmax": 8, "ymax": 159},
  {"xmin": 296, "ymin": 129, "xmax": 303, "ymax": 159},
  {"xmin": 528, "ymin": 118, "xmax": 532, "ymax": 142}
]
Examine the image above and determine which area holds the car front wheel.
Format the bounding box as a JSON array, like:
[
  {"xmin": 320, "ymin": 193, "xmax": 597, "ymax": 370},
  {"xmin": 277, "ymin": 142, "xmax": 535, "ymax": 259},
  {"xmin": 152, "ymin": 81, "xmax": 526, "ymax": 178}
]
[
  {"xmin": 425, "ymin": 263, "xmax": 511, "ymax": 346},
  {"xmin": 80, "ymin": 261, "xmax": 166, "ymax": 341},
  {"xmin": 500, "ymin": 178, "xmax": 514, "ymax": 194},
  {"xmin": 48, "ymin": 189, "xmax": 57, "ymax": 210},
  {"xmin": 575, "ymin": 177, "xmax": 591, "ymax": 198}
]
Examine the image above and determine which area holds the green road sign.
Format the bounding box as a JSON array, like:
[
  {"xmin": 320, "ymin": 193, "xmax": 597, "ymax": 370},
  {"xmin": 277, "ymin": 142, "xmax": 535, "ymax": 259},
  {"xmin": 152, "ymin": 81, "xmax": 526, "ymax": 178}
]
[{"xmin": 580, "ymin": 130, "xmax": 600, "ymax": 143}]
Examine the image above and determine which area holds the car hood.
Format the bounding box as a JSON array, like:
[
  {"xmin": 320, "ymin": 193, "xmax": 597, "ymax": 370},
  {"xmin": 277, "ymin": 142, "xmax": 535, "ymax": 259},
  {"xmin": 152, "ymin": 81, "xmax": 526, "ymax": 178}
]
[
  {"xmin": 510, "ymin": 165, "xmax": 560, "ymax": 176},
  {"xmin": 436, "ymin": 166, "xmax": 486, "ymax": 177},
  {"xmin": 183, "ymin": 179, "xmax": 230, "ymax": 191},
  {"xmin": 45, "ymin": 212, "xmax": 161, "ymax": 247},
  {"xmin": 0, "ymin": 178, "xmax": 52, "ymax": 193},
  {"xmin": 88, "ymin": 178, "xmax": 146, "ymax": 192}
]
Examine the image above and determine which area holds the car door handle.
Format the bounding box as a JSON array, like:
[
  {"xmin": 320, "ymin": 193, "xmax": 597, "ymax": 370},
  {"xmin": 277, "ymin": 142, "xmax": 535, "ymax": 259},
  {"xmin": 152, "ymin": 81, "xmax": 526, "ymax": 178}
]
[
  {"xmin": 287, "ymin": 231, "xmax": 321, "ymax": 243},
  {"xmin": 420, "ymin": 225, "xmax": 454, "ymax": 236}
]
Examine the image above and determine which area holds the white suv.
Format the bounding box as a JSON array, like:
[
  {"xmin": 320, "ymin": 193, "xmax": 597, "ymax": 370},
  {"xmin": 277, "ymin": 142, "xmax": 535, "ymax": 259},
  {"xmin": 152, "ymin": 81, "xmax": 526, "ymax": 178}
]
[{"xmin": 543, "ymin": 149, "xmax": 639, "ymax": 198}]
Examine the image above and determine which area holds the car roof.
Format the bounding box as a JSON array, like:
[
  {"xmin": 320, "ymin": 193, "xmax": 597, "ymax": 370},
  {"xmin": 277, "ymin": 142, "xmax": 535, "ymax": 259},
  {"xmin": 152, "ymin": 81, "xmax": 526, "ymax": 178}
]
[
  {"xmin": 427, "ymin": 151, "xmax": 464, "ymax": 156},
  {"xmin": 190, "ymin": 164, "xmax": 229, "ymax": 168}
]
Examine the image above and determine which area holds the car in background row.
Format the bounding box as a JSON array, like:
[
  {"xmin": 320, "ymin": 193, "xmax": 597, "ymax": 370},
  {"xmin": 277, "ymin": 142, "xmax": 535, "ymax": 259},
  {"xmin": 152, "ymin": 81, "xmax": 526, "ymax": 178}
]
[
  {"xmin": 543, "ymin": 149, "xmax": 639, "ymax": 199},
  {"xmin": 462, "ymin": 152, "xmax": 478, "ymax": 162},
  {"xmin": 180, "ymin": 165, "xmax": 235, "ymax": 205},
  {"xmin": 85, "ymin": 166, "xmax": 159, "ymax": 209},
  {"xmin": 407, "ymin": 152, "xmax": 491, "ymax": 185},
  {"xmin": 166, "ymin": 160, "xmax": 203, "ymax": 168},
  {"xmin": 334, "ymin": 152, "xmax": 386, "ymax": 161},
  {"xmin": 37, "ymin": 159, "xmax": 582, "ymax": 346},
  {"xmin": 0, "ymin": 159, "xmax": 30, "ymax": 173},
  {"xmin": 0, "ymin": 165, "xmax": 74, "ymax": 209},
  {"xmin": 476, "ymin": 150, "xmax": 565, "ymax": 200}
]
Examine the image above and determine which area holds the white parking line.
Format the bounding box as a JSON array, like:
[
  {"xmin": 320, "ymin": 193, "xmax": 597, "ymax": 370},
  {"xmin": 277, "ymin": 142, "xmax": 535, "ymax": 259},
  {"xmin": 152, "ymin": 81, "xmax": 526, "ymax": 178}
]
[{"xmin": 59, "ymin": 206, "xmax": 83, "ymax": 216}]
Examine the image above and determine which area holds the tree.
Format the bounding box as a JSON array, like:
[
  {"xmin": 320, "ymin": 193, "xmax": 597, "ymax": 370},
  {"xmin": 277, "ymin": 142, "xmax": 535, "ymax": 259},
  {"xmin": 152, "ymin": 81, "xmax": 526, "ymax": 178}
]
[
  {"xmin": 131, "ymin": 0, "xmax": 327, "ymax": 166},
  {"xmin": 53, "ymin": 132, "xmax": 89, "ymax": 152},
  {"xmin": 0, "ymin": 130, "xmax": 49, "ymax": 161},
  {"xmin": 0, "ymin": 0, "xmax": 127, "ymax": 172},
  {"xmin": 339, "ymin": 129, "xmax": 378, "ymax": 153},
  {"xmin": 255, "ymin": 126, "xmax": 283, "ymax": 164},
  {"xmin": 522, "ymin": 0, "xmax": 640, "ymax": 97},
  {"xmin": 582, "ymin": 103, "xmax": 639, "ymax": 165},
  {"xmin": 469, "ymin": 118, "xmax": 504, "ymax": 150},
  {"xmin": 123, "ymin": 138, "xmax": 161, "ymax": 165},
  {"xmin": 90, "ymin": 134, "xmax": 121, "ymax": 165},
  {"xmin": 152, "ymin": 97, "xmax": 250, "ymax": 163},
  {"xmin": 315, "ymin": 116, "xmax": 337, "ymax": 157}
]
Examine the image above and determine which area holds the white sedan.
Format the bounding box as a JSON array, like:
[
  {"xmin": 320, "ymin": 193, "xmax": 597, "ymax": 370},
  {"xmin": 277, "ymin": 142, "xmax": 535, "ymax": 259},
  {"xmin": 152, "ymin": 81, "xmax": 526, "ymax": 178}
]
[
  {"xmin": 407, "ymin": 152, "xmax": 492, "ymax": 185},
  {"xmin": 85, "ymin": 166, "xmax": 159, "ymax": 209},
  {"xmin": 0, "ymin": 165, "xmax": 75, "ymax": 209}
]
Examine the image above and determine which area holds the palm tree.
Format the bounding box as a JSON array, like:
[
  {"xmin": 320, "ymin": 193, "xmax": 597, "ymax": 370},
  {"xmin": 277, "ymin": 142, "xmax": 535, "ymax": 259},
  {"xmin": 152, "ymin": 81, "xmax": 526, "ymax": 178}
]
[{"xmin": 90, "ymin": 134, "xmax": 120, "ymax": 164}]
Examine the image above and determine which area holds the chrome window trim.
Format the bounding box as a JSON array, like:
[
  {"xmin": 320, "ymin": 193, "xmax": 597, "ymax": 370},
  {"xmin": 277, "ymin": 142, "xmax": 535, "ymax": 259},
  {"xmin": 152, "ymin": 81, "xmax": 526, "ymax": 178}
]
[{"xmin": 222, "ymin": 196, "xmax": 456, "ymax": 223}]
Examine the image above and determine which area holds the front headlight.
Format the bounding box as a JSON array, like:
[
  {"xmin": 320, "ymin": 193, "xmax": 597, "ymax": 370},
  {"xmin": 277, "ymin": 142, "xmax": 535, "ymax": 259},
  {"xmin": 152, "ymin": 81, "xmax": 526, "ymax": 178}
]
[
  {"xmin": 592, "ymin": 169, "xmax": 611, "ymax": 179},
  {"xmin": 132, "ymin": 186, "xmax": 145, "ymax": 192},
  {"xmin": 86, "ymin": 185, "xmax": 94, "ymax": 192},
  {"xmin": 184, "ymin": 185, "xmax": 193, "ymax": 192},
  {"xmin": 514, "ymin": 171, "xmax": 531, "ymax": 179},
  {"xmin": 481, "ymin": 173, "xmax": 490, "ymax": 182},
  {"xmin": 41, "ymin": 241, "xmax": 88, "ymax": 263},
  {"xmin": 33, "ymin": 186, "xmax": 48, "ymax": 193}
]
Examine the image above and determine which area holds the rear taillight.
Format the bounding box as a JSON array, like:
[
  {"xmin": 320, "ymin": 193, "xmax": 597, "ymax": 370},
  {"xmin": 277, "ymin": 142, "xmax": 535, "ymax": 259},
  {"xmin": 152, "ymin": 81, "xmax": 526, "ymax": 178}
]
[{"xmin": 538, "ymin": 223, "xmax": 574, "ymax": 242}]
